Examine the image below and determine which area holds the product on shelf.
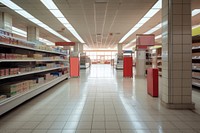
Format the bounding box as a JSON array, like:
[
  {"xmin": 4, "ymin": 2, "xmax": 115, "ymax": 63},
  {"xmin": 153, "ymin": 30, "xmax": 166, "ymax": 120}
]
[
  {"xmin": 0, "ymin": 52, "xmax": 67, "ymax": 60},
  {"xmin": 0, "ymin": 71, "xmax": 65, "ymax": 97},
  {"xmin": 0, "ymin": 53, "xmax": 5, "ymax": 59},
  {"xmin": 9, "ymin": 68, "xmax": 20, "ymax": 75},
  {"xmin": 0, "ymin": 95, "xmax": 7, "ymax": 101},
  {"xmin": 0, "ymin": 69, "xmax": 10, "ymax": 77},
  {"xmin": 0, "ymin": 80, "xmax": 30, "ymax": 97},
  {"xmin": 0, "ymin": 29, "xmax": 67, "ymax": 54}
]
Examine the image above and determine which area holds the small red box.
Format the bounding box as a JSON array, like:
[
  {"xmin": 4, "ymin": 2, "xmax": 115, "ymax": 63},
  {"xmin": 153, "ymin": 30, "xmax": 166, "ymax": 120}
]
[{"xmin": 147, "ymin": 68, "xmax": 158, "ymax": 97}]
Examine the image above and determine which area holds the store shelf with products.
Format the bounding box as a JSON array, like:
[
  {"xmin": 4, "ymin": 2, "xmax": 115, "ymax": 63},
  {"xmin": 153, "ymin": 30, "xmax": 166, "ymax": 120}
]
[
  {"xmin": 192, "ymin": 36, "xmax": 200, "ymax": 88},
  {"xmin": 0, "ymin": 66, "xmax": 68, "ymax": 80},
  {"xmin": 80, "ymin": 53, "xmax": 91, "ymax": 69},
  {"xmin": 0, "ymin": 28, "xmax": 67, "ymax": 56},
  {"xmin": 148, "ymin": 46, "xmax": 162, "ymax": 76},
  {"xmin": 0, "ymin": 59, "xmax": 67, "ymax": 62},
  {"xmin": 114, "ymin": 53, "xmax": 123, "ymax": 70},
  {"xmin": 0, "ymin": 29, "xmax": 70, "ymax": 115},
  {"xmin": 0, "ymin": 74, "xmax": 68, "ymax": 115}
]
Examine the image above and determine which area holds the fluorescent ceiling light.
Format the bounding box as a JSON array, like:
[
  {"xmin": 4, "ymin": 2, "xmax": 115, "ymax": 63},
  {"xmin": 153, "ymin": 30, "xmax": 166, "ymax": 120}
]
[
  {"xmin": 134, "ymin": 23, "xmax": 143, "ymax": 28},
  {"xmin": 0, "ymin": 0, "xmax": 22, "ymax": 10},
  {"xmin": 64, "ymin": 23, "xmax": 73, "ymax": 29},
  {"xmin": 144, "ymin": 9, "xmax": 159, "ymax": 18},
  {"xmin": 12, "ymin": 27, "xmax": 27, "ymax": 35},
  {"xmin": 119, "ymin": 0, "xmax": 162, "ymax": 43},
  {"xmin": 50, "ymin": 10, "xmax": 64, "ymax": 18},
  {"xmin": 130, "ymin": 39, "xmax": 136, "ymax": 43},
  {"xmin": 155, "ymin": 34, "xmax": 162, "ymax": 39},
  {"xmin": 39, "ymin": 38, "xmax": 54, "ymax": 45},
  {"xmin": 0, "ymin": 0, "xmax": 70, "ymax": 42},
  {"xmin": 41, "ymin": 0, "xmax": 57, "ymax": 10},
  {"xmin": 28, "ymin": 18, "xmax": 43, "ymax": 24},
  {"xmin": 144, "ymin": 23, "xmax": 161, "ymax": 34},
  {"xmin": 41, "ymin": 0, "xmax": 85, "ymax": 43},
  {"xmin": 15, "ymin": 10, "xmax": 34, "ymax": 19},
  {"xmin": 12, "ymin": 31, "xmax": 26, "ymax": 37},
  {"xmin": 138, "ymin": 18, "xmax": 150, "ymax": 24},
  {"xmin": 57, "ymin": 18, "xmax": 69, "ymax": 24},
  {"xmin": 192, "ymin": 9, "xmax": 200, "ymax": 17},
  {"xmin": 152, "ymin": 0, "xmax": 162, "ymax": 9}
]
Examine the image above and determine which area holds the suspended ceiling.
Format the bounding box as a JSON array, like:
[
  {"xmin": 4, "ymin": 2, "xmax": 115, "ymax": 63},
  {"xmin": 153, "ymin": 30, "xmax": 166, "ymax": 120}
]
[{"xmin": 0, "ymin": 0, "xmax": 200, "ymax": 49}]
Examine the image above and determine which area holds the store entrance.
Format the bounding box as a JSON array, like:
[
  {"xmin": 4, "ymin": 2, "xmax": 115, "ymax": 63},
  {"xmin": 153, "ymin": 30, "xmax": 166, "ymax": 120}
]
[{"xmin": 85, "ymin": 50, "xmax": 117, "ymax": 65}]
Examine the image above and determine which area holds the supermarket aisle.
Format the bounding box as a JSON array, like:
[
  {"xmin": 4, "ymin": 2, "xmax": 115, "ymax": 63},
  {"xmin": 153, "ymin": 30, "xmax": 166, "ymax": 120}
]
[{"xmin": 0, "ymin": 65, "xmax": 200, "ymax": 133}]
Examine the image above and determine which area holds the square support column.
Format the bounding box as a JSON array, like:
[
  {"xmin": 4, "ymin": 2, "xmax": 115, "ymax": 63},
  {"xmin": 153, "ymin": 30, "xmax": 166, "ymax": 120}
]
[
  {"xmin": 161, "ymin": 0, "xmax": 194, "ymax": 109},
  {"xmin": 118, "ymin": 43, "xmax": 123, "ymax": 54},
  {"xmin": 0, "ymin": 12, "xmax": 12, "ymax": 32},
  {"xmin": 27, "ymin": 26, "xmax": 39, "ymax": 42},
  {"xmin": 74, "ymin": 43, "xmax": 79, "ymax": 53},
  {"xmin": 79, "ymin": 43, "xmax": 84, "ymax": 53}
]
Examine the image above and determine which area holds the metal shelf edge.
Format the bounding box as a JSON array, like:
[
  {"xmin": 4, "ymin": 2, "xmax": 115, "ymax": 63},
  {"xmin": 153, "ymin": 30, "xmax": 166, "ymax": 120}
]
[
  {"xmin": 0, "ymin": 59, "xmax": 67, "ymax": 62},
  {"xmin": 0, "ymin": 42, "xmax": 67, "ymax": 56},
  {"xmin": 0, "ymin": 66, "xmax": 68, "ymax": 80},
  {"xmin": 0, "ymin": 74, "xmax": 69, "ymax": 115}
]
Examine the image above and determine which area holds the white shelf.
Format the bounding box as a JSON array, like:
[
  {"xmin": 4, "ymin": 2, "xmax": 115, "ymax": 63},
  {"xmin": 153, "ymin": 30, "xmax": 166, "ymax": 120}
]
[
  {"xmin": 192, "ymin": 76, "xmax": 200, "ymax": 80},
  {"xmin": 0, "ymin": 59, "xmax": 67, "ymax": 62},
  {"xmin": 192, "ymin": 82, "xmax": 200, "ymax": 87},
  {"xmin": 0, "ymin": 66, "xmax": 67, "ymax": 80},
  {"xmin": 0, "ymin": 42, "xmax": 67, "ymax": 56},
  {"xmin": 0, "ymin": 74, "xmax": 69, "ymax": 115}
]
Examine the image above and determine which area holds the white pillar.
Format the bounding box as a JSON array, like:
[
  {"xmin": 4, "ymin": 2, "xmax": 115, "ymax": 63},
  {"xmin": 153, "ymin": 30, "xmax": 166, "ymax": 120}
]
[
  {"xmin": 0, "ymin": 12, "xmax": 12, "ymax": 32},
  {"xmin": 161, "ymin": 0, "xmax": 194, "ymax": 109},
  {"xmin": 79, "ymin": 44, "xmax": 84, "ymax": 53},
  {"xmin": 74, "ymin": 43, "xmax": 79, "ymax": 52},
  {"xmin": 118, "ymin": 43, "xmax": 123, "ymax": 54},
  {"xmin": 135, "ymin": 50, "xmax": 146, "ymax": 76},
  {"xmin": 27, "ymin": 26, "xmax": 39, "ymax": 42}
]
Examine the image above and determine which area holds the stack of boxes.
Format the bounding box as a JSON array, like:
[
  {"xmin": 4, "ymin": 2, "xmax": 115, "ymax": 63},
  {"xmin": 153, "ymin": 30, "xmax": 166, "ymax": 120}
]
[
  {"xmin": 0, "ymin": 71, "xmax": 66, "ymax": 98},
  {"xmin": 0, "ymin": 80, "xmax": 34, "ymax": 97}
]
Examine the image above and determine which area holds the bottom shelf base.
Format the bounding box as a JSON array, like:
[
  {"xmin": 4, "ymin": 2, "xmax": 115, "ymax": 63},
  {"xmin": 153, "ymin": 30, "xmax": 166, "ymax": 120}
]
[{"xmin": 0, "ymin": 74, "xmax": 69, "ymax": 116}]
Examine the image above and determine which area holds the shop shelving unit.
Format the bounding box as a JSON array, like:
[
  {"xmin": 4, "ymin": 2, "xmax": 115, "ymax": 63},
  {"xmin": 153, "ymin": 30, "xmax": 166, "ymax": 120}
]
[
  {"xmin": 0, "ymin": 30, "xmax": 70, "ymax": 115},
  {"xmin": 192, "ymin": 36, "xmax": 200, "ymax": 88},
  {"xmin": 114, "ymin": 53, "xmax": 123, "ymax": 70},
  {"xmin": 80, "ymin": 53, "xmax": 91, "ymax": 69},
  {"xmin": 149, "ymin": 46, "xmax": 162, "ymax": 76}
]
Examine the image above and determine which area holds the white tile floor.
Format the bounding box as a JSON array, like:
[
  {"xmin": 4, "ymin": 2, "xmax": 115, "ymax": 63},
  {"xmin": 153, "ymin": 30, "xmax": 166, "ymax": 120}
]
[{"xmin": 0, "ymin": 64, "xmax": 200, "ymax": 133}]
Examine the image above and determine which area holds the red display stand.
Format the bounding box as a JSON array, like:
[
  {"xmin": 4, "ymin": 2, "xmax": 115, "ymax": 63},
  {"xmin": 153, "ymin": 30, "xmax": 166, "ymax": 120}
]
[
  {"xmin": 123, "ymin": 56, "xmax": 133, "ymax": 77},
  {"xmin": 147, "ymin": 68, "xmax": 158, "ymax": 97},
  {"xmin": 70, "ymin": 57, "xmax": 80, "ymax": 77}
]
